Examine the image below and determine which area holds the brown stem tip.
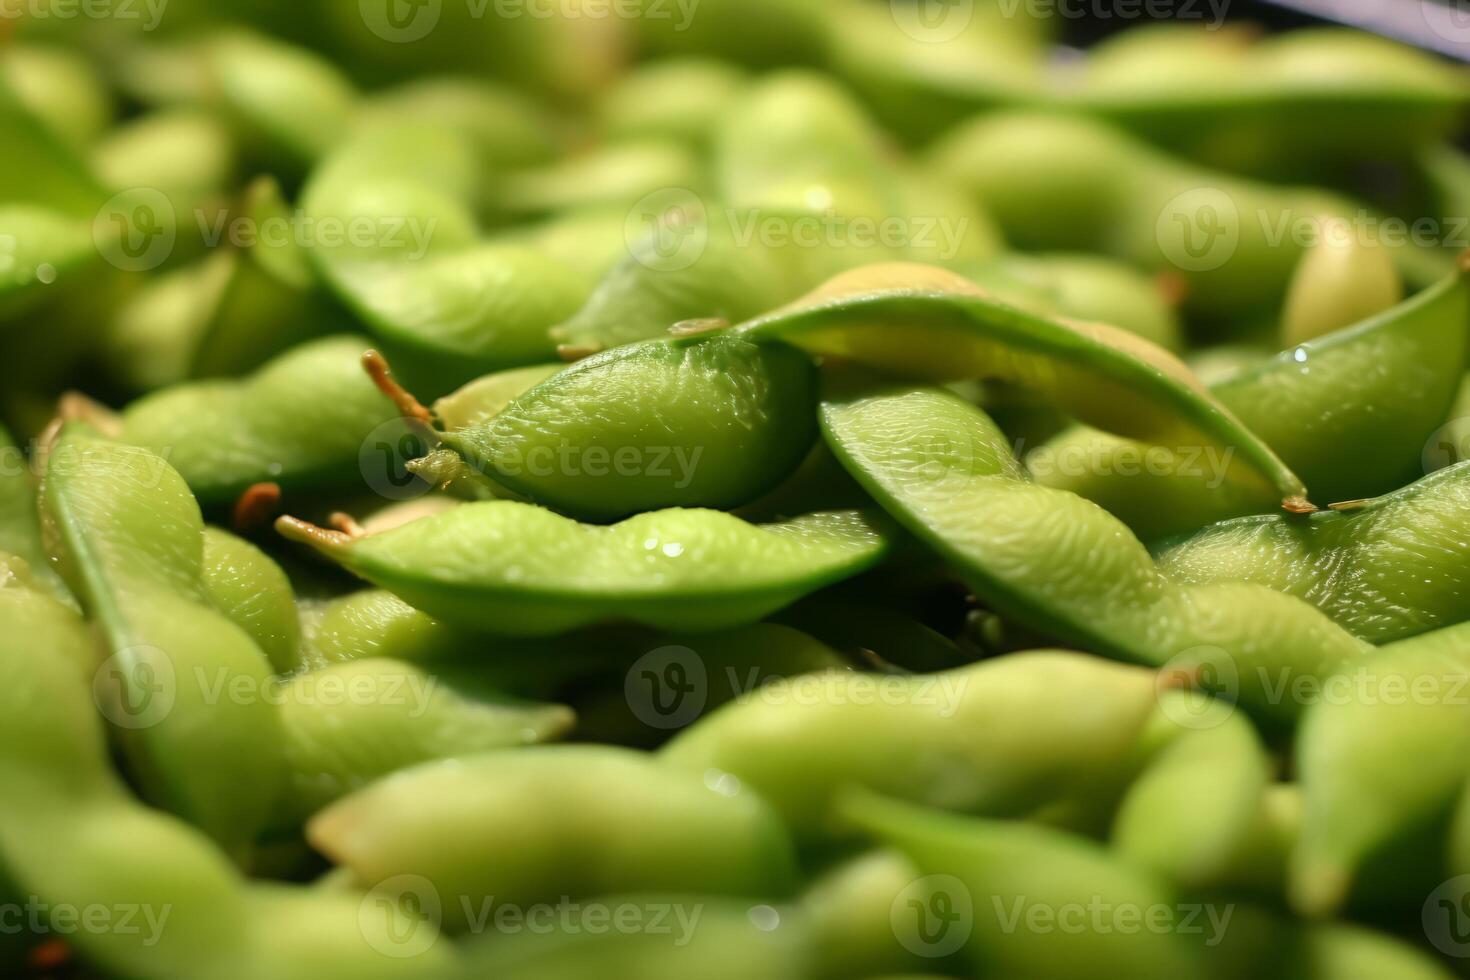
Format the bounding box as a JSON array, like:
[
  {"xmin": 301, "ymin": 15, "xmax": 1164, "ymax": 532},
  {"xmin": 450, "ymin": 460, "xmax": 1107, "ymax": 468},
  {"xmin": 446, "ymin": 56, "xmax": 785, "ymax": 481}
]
[
  {"xmin": 1281, "ymin": 495, "xmax": 1317, "ymax": 515},
  {"xmin": 232, "ymin": 482, "xmax": 282, "ymax": 533},
  {"xmin": 362, "ymin": 350, "xmax": 433, "ymax": 425}
]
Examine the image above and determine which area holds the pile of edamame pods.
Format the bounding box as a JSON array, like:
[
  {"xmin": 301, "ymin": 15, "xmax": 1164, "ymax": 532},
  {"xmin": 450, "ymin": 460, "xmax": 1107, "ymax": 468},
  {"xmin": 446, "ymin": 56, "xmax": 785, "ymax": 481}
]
[{"xmin": 6, "ymin": 1, "xmax": 1470, "ymax": 977}]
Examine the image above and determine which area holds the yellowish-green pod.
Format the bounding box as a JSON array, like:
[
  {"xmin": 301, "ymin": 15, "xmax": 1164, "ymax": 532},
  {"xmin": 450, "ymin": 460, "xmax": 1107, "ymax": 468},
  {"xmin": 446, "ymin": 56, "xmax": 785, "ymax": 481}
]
[
  {"xmin": 819, "ymin": 385, "xmax": 1368, "ymax": 721},
  {"xmin": 741, "ymin": 263, "xmax": 1312, "ymax": 510},
  {"xmin": 308, "ymin": 746, "xmax": 799, "ymax": 930},
  {"xmin": 0, "ymin": 42, "xmax": 114, "ymax": 150},
  {"xmin": 800, "ymin": 850, "xmax": 949, "ymax": 980},
  {"xmin": 1281, "ymin": 217, "xmax": 1403, "ymax": 346},
  {"xmin": 1112, "ymin": 691, "xmax": 1272, "ymax": 891},
  {"xmin": 598, "ymin": 58, "xmax": 748, "ymax": 147},
  {"xmin": 842, "ymin": 791, "xmax": 1202, "ymax": 980},
  {"xmin": 1292, "ymin": 620, "xmax": 1470, "ymax": 917},
  {"xmin": 662, "ymin": 651, "xmax": 1165, "ymax": 837}
]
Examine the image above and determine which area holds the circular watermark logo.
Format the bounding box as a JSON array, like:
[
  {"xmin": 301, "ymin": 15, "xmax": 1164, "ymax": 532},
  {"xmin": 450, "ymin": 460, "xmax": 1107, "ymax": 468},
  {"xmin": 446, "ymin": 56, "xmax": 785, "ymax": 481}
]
[
  {"xmin": 1155, "ymin": 645, "xmax": 1238, "ymax": 730},
  {"xmin": 1423, "ymin": 417, "xmax": 1470, "ymax": 474},
  {"xmin": 891, "ymin": 874, "xmax": 973, "ymax": 958},
  {"xmin": 625, "ymin": 645, "xmax": 708, "ymax": 730},
  {"xmin": 360, "ymin": 874, "xmax": 443, "ymax": 958},
  {"xmin": 360, "ymin": 0, "xmax": 442, "ymax": 42},
  {"xmin": 359, "ymin": 419, "xmax": 437, "ymax": 501},
  {"xmin": 93, "ymin": 645, "xmax": 176, "ymax": 731},
  {"xmin": 1423, "ymin": 0, "xmax": 1470, "ymax": 44},
  {"xmin": 1155, "ymin": 187, "xmax": 1240, "ymax": 274},
  {"xmin": 94, "ymin": 188, "xmax": 175, "ymax": 272},
  {"xmin": 625, "ymin": 188, "xmax": 709, "ymax": 273},
  {"xmin": 1424, "ymin": 875, "xmax": 1470, "ymax": 957},
  {"xmin": 890, "ymin": 0, "xmax": 975, "ymax": 43}
]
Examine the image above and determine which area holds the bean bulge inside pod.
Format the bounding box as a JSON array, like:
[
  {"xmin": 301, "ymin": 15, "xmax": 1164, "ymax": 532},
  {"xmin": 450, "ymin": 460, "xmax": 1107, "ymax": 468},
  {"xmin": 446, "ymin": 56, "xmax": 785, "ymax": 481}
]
[{"xmin": 373, "ymin": 329, "xmax": 819, "ymax": 522}]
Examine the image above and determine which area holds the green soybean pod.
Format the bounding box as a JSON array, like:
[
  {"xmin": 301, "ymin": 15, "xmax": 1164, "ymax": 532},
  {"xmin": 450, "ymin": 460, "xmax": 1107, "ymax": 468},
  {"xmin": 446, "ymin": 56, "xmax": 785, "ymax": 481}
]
[
  {"xmin": 272, "ymin": 658, "xmax": 573, "ymax": 824},
  {"xmin": 361, "ymin": 77, "xmax": 559, "ymax": 174},
  {"xmin": 1202, "ymin": 902, "xmax": 1455, "ymax": 980},
  {"xmin": 1157, "ymin": 461, "xmax": 1470, "ymax": 644},
  {"xmin": 200, "ymin": 29, "xmax": 358, "ymax": 172},
  {"xmin": 301, "ymin": 121, "xmax": 590, "ymax": 393},
  {"xmin": 1112, "ymin": 691, "xmax": 1272, "ymax": 891},
  {"xmin": 119, "ymin": 335, "xmax": 400, "ymax": 503},
  {"xmin": 929, "ymin": 111, "xmax": 1452, "ymax": 325},
  {"xmin": 740, "ymin": 263, "xmax": 1312, "ymax": 511},
  {"xmin": 307, "ymin": 746, "xmax": 798, "ymax": 930},
  {"xmin": 819, "ymin": 384, "xmax": 1367, "ymax": 720},
  {"xmin": 1292, "ymin": 620, "xmax": 1470, "ymax": 917},
  {"xmin": 598, "ymin": 58, "xmax": 749, "ymax": 148},
  {"xmin": 0, "ymin": 425, "xmax": 69, "ymax": 603},
  {"xmin": 1035, "ymin": 259, "xmax": 1470, "ymax": 539},
  {"xmin": 662, "ymin": 651, "xmax": 1165, "ymax": 837},
  {"xmin": 800, "ymin": 850, "xmax": 952, "ymax": 979},
  {"xmin": 464, "ymin": 894, "xmax": 812, "ymax": 980},
  {"xmin": 0, "ymin": 569, "xmax": 457, "ymax": 979},
  {"xmin": 497, "ymin": 138, "xmax": 705, "ymax": 217},
  {"xmin": 1, "ymin": 42, "xmax": 113, "ymax": 151},
  {"xmin": 842, "ymin": 790, "xmax": 1202, "ymax": 980},
  {"xmin": 1069, "ymin": 26, "xmax": 1470, "ymax": 179},
  {"xmin": 277, "ymin": 504, "xmax": 889, "ymax": 636},
  {"xmin": 200, "ymin": 526, "xmax": 301, "ymax": 674},
  {"xmin": 40, "ymin": 427, "xmax": 285, "ymax": 852},
  {"xmin": 435, "ymin": 331, "xmax": 818, "ymax": 520}
]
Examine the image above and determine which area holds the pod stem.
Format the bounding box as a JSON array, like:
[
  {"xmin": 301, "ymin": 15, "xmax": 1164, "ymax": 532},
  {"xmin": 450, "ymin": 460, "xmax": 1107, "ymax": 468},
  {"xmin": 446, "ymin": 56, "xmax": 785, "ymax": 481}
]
[
  {"xmin": 1281, "ymin": 494, "xmax": 1317, "ymax": 515},
  {"xmin": 328, "ymin": 512, "xmax": 368, "ymax": 538},
  {"xmin": 274, "ymin": 516, "xmax": 352, "ymax": 554},
  {"xmin": 362, "ymin": 350, "xmax": 433, "ymax": 426},
  {"xmin": 555, "ymin": 342, "xmax": 602, "ymax": 362},
  {"xmin": 232, "ymin": 483, "xmax": 282, "ymax": 533}
]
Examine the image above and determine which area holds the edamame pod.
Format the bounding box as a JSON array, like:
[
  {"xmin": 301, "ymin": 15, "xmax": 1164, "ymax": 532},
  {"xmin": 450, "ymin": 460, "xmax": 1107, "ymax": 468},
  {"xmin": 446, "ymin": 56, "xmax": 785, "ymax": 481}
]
[
  {"xmin": 301, "ymin": 121, "xmax": 590, "ymax": 391},
  {"xmin": 662, "ymin": 651, "xmax": 1165, "ymax": 837},
  {"xmin": 930, "ymin": 111, "xmax": 1453, "ymax": 324},
  {"xmin": 1112, "ymin": 691, "xmax": 1272, "ymax": 891},
  {"xmin": 308, "ymin": 746, "xmax": 798, "ymax": 929},
  {"xmin": 40, "ymin": 427, "xmax": 285, "ymax": 851},
  {"xmin": 465, "ymin": 893, "xmax": 812, "ymax": 980},
  {"xmin": 1158, "ymin": 462, "xmax": 1470, "ymax": 643},
  {"xmin": 0, "ymin": 567, "xmax": 456, "ymax": 979},
  {"xmin": 598, "ymin": 58, "xmax": 748, "ymax": 147},
  {"xmin": 273, "ymin": 658, "xmax": 574, "ymax": 823},
  {"xmin": 800, "ymin": 850, "xmax": 949, "ymax": 979},
  {"xmin": 1035, "ymin": 259, "xmax": 1470, "ymax": 537},
  {"xmin": 1067, "ymin": 26, "xmax": 1470, "ymax": 179},
  {"xmin": 200, "ymin": 29, "xmax": 358, "ymax": 172},
  {"xmin": 1292, "ymin": 620, "xmax": 1470, "ymax": 917},
  {"xmin": 842, "ymin": 790, "xmax": 1203, "ymax": 980},
  {"xmin": 200, "ymin": 526, "xmax": 301, "ymax": 673},
  {"xmin": 820, "ymin": 385, "xmax": 1367, "ymax": 719},
  {"xmin": 278, "ymin": 504, "xmax": 889, "ymax": 636},
  {"xmin": 436, "ymin": 332, "xmax": 818, "ymax": 520},
  {"xmin": 1281, "ymin": 217, "xmax": 1403, "ymax": 345},
  {"xmin": 0, "ymin": 424, "xmax": 69, "ymax": 602},
  {"xmin": 119, "ymin": 335, "xmax": 401, "ymax": 503},
  {"xmin": 742, "ymin": 263, "xmax": 1311, "ymax": 510}
]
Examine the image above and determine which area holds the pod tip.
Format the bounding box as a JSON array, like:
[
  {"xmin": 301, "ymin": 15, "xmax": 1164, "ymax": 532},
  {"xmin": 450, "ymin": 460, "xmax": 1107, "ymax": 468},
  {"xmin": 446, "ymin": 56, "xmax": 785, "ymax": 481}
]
[
  {"xmin": 274, "ymin": 515, "xmax": 352, "ymax": 552},
  {"xmin": 362, "ymin": 349, "xmax": 433, "ymax": 425},
  {"xmin": 232, "ymin": 482, "xmax": 282, "ymax": 533},
  {"xmin": 1282, "ymin": 495, "xmax": 1317, "ymax": 515}
]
